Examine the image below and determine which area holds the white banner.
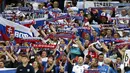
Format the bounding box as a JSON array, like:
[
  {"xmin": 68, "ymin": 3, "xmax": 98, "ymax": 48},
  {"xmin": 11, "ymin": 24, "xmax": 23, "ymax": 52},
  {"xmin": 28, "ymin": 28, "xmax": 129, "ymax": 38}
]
[
  {"xmin": 85, "ymin": 1, "xmax": 119, "ymax": 8},
  {"xmin": 64, "ymin": 1, "xmax": 119, "ymax": 9},
  {"xmin": 124, "ymin": 50, "xmax": 130, "ymax": 66}
]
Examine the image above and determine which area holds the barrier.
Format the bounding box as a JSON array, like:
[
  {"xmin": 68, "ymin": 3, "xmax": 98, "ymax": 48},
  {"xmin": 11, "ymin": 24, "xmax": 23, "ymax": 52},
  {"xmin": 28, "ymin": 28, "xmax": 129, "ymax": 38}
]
[{"xmin": 0, "ymin": 68, "xmax": 16, "ymax": 73}]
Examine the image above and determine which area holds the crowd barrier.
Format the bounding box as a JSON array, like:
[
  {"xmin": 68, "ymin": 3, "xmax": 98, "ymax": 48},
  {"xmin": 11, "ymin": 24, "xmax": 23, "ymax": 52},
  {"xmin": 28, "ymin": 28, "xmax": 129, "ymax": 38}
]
[{"xmin": 0, "ymin": 68, "xmax": 16, "ymax": 73}]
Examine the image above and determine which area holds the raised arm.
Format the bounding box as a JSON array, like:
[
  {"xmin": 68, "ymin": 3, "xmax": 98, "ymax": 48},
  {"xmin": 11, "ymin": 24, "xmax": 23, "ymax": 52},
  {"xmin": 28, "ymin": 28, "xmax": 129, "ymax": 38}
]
[
  {"xmin": 65, "ymin": 39, "xmax": 72, "ymax": 53},
  {"xmin": 3, "ymin": 46, "xmax": 15, "ymax": 63},
  {"xmin": 50, "ymin": 25, "xmax": 57, "ymax": 34},
  {"xmin": 45, "ymin": 60, "xmax": 56, "ymax": 72},
  {"xmin": 41, "ymin": 30, "xmax": 47, "ymax": 37},
  {"xmin": 75, "ymin": 40, "xmax": 85, "ymax": 51},
  {"xmin": 101, "ymin": 43, "xmax": 109, "ymax": 52}
]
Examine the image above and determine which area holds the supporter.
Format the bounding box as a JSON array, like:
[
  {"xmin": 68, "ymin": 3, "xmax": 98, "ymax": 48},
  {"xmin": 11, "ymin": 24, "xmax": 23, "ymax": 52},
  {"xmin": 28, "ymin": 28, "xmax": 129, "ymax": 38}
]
[
  {"xmin": 113, "ymin": 32, "xmax": 120, "ymax": 39},
  {"xmin": 9, "ymin": 34, "xmax": 16, "ymax": 46},
  {"xmin": 41, "ymin": 50, "xmax": 48, "ymax": 66},
  {"xmin": 105, "ymin": 29, "xmax": 113, "ymax": 38},
  {"xmin": 88, "ymin": 58, "xmax": 101, "ymax": 69},
  {"xmin": 38, "ymin": 3, "xmax": 46, "ymax": 9},
  {"xmin": 53, "ymin": 1, "xmax": 62, "ymax": 12},
  {"xmin": 44, "ymin": 56, "xmax": 57, "ymax": 73},
  {"xmin": 32, "ymin": 61, "xmax": 43, "ymax": 73},
  {"xmin": 59, "ymin": 39, "xmax": 66, "ymax": 52},
  {"xmin": 83, "ymin": 14, "xmax": 91, "ymax": 25},
  {"xmin": 122, "ymin": 30, "xmax": 129, "ymax": 37},
  {"xmin": 35, "ymin": 54, "xmax": 43, "ymax": 67},
  {"xmin": 99, "ymin": 16, "xmax": 110, "ymax": 24},
  {"xmin": 65, "ymin": 39, "xmax": 84, "ymax": 60},
  {"xmin": 90, "ymin": 9, "xmax": 101, "ymax": 24},
  {"xmin": 0, "ymin": 60, "xmax": 5, "ymax": 68},
  {"xmin": 100, "ymin": 29, "xmax": 107, "ymax": 37},
  {"xmin": 72, "ymin": 56, "xmax": 89, "ymax": 73},
  {"xmin": 79, "ymin": 10, "xmax": 84, "ymax": 16},
  {"xmin": 84, "ymin": 55, "xmax": 91, "ymax": 65},
  {"xmin": 98, "ymin": 53, "xmax": 104, "ymax": 66},
  {"xmin": 118, "ymin": 9, "xmax": 128, "ymax": 18},
  {"xmin": 67, "ymin": 0, "xmax": 79, "ymax": 15},
  {"xmin": 16, "ymin": 54, "xmax": 35, "ymax": 73},
  {"xmin": 55, "ymin": 53, "xmax": 67, "ymax": 73},
  {"xmin": 91, "ymin": 30, "xmax": 98, "ymax": 42},
  {"xmin": 2, "ymin": 46, "xmax": 22, "ymax": 68},
  {"xmin": 101, "ymin": 58, "xmax": 117, "ymax": 73}
]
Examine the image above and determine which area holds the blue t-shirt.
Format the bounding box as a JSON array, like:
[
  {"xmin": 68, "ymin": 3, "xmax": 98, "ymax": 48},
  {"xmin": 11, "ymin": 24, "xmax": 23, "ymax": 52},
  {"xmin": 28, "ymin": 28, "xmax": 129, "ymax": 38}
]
[{"xmin": 100, "ymin": 65, "xmax": 117, "ymax": 73}]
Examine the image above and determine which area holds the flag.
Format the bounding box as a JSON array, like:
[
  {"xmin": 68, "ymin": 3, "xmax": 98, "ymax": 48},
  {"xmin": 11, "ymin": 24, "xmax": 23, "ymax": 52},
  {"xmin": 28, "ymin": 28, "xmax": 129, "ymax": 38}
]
[
  {"xmin": 0, "ymin": 24, "xmax": 9, "ymax": 41},
  {"xmin": 0, "ymin": 17, "xmax": 33, "ymax": 39},
  {"xmin": 30, "ymin": 25, "xmax": 40, "ymax": 37},
  {"xmin": 19, "ymin": 20, "xmax": 35, "ymax": 28}
]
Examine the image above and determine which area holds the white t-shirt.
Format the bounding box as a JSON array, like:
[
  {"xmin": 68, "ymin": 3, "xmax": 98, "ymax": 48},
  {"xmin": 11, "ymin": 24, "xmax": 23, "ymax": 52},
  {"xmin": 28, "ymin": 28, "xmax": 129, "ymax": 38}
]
[
  {"xmin": 72, "ymin": 65, "xmax": 89, "ymax": 73},
  {"xmin": 119, "ymin": 64, "xmax": 124, "ymax": 73},
  {"xmin": 98, "ymin": 61, "xmax": 104, "ymax": 66},
  {"xmin": 42, "ymin": 57, "xmax": 48, "ymax": 62}
]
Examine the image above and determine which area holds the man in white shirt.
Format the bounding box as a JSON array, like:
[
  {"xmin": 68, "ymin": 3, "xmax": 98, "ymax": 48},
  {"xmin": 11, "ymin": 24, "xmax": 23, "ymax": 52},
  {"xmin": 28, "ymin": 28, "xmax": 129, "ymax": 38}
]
[
  {"xmin": 72, "ymin": 56, "xmax": 89, "ymax": 73},
  {"xmin": 98, "ymin": 53, "xmax": 104, "ymax": 66}
]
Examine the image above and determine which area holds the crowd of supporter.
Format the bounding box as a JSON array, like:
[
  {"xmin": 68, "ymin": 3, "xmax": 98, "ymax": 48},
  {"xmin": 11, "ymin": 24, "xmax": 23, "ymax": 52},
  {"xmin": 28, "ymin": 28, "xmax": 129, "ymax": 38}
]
[{"xmin": 0, "ymin": 0, "xmax": 130, "ymax": 73}]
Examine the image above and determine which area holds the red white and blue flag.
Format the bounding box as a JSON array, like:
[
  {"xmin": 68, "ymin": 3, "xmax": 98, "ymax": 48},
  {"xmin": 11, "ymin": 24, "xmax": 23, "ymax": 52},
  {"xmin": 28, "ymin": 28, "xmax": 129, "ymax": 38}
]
[{"xmin": 0, "ymin": 17, "xmax": 33, "ymax": 41}]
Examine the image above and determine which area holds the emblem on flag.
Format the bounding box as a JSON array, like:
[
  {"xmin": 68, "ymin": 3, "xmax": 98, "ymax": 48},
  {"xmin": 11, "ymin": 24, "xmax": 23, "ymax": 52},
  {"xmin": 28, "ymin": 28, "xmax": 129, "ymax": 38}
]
[{"xmin": 6, "ymin": 25, "xmax": 15, "ymax": 34}]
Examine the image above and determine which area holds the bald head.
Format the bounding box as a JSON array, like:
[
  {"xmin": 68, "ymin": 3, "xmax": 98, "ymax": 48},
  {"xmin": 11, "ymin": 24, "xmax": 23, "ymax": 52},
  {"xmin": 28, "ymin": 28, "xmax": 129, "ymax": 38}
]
[
  {"xmin": 104, "ymin": 58, "xmax": 111, "ymax": 65},
  {"xmin": 78, "ymin": 56, "xmax": 84, "ymax": 65}
]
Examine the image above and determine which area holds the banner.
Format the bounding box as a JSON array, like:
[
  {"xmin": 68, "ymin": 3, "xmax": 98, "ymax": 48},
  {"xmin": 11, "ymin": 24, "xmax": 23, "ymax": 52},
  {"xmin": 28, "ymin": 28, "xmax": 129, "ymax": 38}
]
[
  {"xmin": 27, "ymin": 0, "xmax": 48, "ymax": 3},
  {"xmin": 84, "ymin": 69, "xmax": 99, "ymax": 73},
  {"xmin": 33, "ymin": 44, "xmax": 56, "ymax": 48},
  {"xmin": 57, "ymin": 29, "xmax": 74, "ymax": 34},
  {"xmin": 124, "ymin": 50, "xmax": 130, "ymax": 67},
  {"xmin": 64, "ymin": 1, "xmax": 119, "ymax": 9},
  {"xmin": 48, "ymin": 33, "xmax": 76, "ymax": 39},
  {"xmin": 85, "ymin": 1, "xmax": 119, "ymax": 8}
]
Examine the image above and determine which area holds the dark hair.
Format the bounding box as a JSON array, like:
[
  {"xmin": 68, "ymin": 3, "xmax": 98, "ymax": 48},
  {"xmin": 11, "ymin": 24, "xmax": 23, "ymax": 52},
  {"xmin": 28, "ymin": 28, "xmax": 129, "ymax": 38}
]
[
  {"xmin": 22, "ymin": 54, "xmax": 29, "ymax": 59},
  {"xmin": 116, "ymin": 57, "xmax": 122, "ymax": 60},
  {"xmin": 33, "ymin": 60, "xmax": 42, "ymax": 70},
  {"xmin": 117, "ymin": 68, "xmax": 121, "ymax": 73},
  {"xmin": 0, "ymin": 55, "xmax": 6, "ymax": 60},
  {"xmin": 72, "ymin": 0, "xmax": 77, "ymax": 6},
  {"xmin": 86, "ymin": 55, "xmax": 91, "ymax": 60},
  {"xmin": 110, "ymin": 61, "xmax": 115, "ymax": 70},
  {"xmin": 98, "ymin": 53, "xmax": 104, "ymax": 57}
]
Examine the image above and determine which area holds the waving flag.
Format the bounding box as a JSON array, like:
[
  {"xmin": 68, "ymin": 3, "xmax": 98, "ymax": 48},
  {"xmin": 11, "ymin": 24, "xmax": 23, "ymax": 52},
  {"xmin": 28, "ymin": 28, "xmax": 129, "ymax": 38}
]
[{"xmin": 0, "ymin": 17, "xmax": 33, "ymax": 39}]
